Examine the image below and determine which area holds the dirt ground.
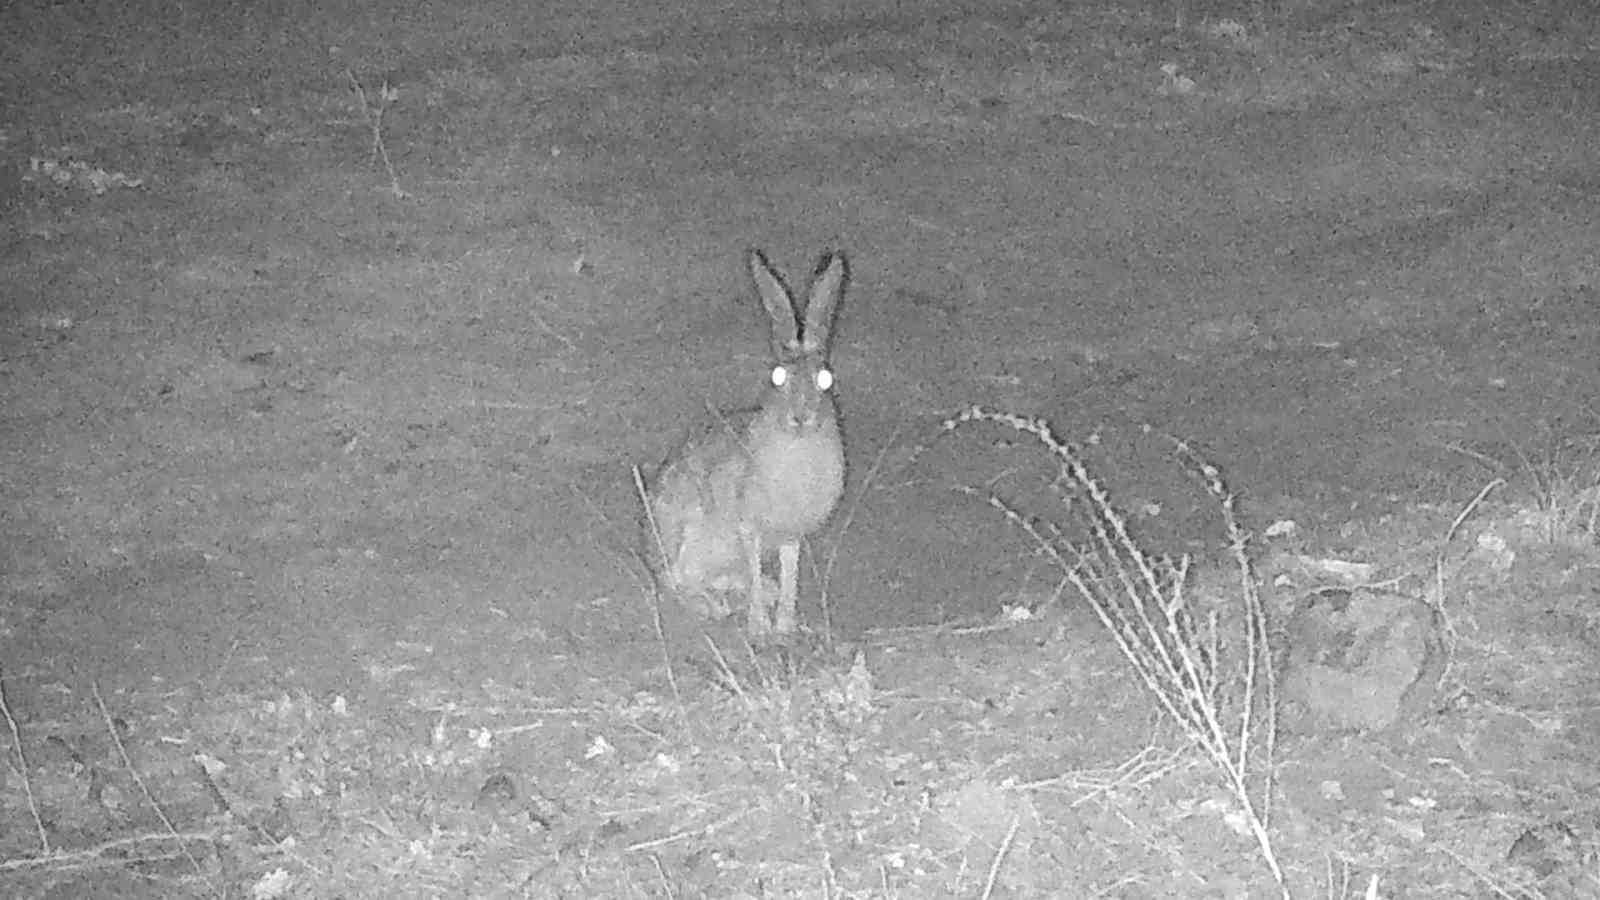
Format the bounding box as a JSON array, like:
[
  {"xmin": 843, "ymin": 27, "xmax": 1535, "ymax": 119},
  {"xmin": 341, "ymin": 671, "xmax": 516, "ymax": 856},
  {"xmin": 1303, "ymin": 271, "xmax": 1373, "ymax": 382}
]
[{"xmin": 3, "ymin": 0, "xmax": 1600, "ymax": 896}]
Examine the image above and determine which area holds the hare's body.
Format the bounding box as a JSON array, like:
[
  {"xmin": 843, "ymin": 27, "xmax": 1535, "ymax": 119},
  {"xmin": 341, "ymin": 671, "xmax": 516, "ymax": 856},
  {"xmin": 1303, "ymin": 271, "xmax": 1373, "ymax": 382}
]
[{"xmin": 646, "ymin": 251, "xmax": 849, "ymax": 636}]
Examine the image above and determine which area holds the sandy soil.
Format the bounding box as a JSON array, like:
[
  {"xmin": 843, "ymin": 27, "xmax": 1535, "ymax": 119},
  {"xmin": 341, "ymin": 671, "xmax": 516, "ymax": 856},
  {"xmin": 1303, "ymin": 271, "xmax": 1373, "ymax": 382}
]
[{"xmin": 3, "ymin": 0, "xmax": 1599, "ymax": 896}]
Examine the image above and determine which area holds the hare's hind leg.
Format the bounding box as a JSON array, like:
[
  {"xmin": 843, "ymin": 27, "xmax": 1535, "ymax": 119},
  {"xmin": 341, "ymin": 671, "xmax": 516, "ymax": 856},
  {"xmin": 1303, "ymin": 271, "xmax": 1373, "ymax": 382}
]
[{"xmin": 773, "ymin": 540, "xmax": 800, "ymax": 635}]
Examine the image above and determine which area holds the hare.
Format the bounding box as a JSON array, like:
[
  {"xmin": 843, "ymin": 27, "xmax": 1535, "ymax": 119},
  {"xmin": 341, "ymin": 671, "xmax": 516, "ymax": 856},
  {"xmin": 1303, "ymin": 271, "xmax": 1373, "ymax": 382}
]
[{"xmin": 645, "ymin": 250, "xmax": 849, "ymax": 637}]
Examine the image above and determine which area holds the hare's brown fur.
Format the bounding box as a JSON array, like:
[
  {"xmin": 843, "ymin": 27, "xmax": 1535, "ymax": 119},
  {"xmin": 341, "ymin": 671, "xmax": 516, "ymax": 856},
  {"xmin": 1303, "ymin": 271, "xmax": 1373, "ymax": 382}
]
[{"xmin": 646, "ymin": 250, "xmax": 848, "ymax": 636}]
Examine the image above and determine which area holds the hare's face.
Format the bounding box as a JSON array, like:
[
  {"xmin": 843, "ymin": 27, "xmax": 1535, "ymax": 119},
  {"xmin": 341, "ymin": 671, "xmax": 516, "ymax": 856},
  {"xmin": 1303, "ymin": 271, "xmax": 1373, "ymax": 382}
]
[
  {"xmin": 751, "ymin": 249, "xmax": 845, "ymax": 434},
  {"xmin": 768, "ymin": 355, "xmax": 836, "ymax": 431}
]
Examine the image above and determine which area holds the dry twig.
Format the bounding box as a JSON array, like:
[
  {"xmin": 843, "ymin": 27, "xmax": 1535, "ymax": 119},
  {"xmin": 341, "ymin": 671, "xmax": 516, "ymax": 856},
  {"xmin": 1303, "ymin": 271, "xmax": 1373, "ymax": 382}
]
[
  {"xmin": 345, "ymin": 70, "xmax": 407, "ymax": 199},
  {"xmin": 0, "ymin": 665, "xmax": 49, "ymax": 854},
  {"xmin": 92, "ymin": 683, "xmax": 207, "ymax": 879},
  {"xmin": 632, "ymin": 465, "xmax": 687, "ymax": 723}
]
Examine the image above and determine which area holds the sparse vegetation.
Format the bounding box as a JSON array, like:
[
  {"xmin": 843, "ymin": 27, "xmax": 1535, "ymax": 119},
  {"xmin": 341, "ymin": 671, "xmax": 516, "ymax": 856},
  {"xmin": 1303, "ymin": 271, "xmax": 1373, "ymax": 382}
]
[
  {"xmin": 945, "ymin": 406, "xmax": 1284, "ymax": 894},
  {"xmin": 5, "ymin": 0, "xmax": 1600, "ymax": 897}
]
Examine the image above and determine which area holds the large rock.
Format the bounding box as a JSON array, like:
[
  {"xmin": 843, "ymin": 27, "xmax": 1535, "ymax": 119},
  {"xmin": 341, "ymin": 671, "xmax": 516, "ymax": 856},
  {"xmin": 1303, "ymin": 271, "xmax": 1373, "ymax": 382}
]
[{"xmin": 1280, "ymin": 588, "xmax": 1447, "ymax": 733}]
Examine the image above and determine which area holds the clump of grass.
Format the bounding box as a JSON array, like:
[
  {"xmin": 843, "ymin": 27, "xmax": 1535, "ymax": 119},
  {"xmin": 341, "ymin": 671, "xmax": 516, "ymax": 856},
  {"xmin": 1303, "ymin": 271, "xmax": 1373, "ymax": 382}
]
[
  {"xmin": 1514, "ymin": 431, "xmax": 1600, "ymax": 545},
  {"xmin": 944, "ymin": 405, "xmax": 1284, "ymax": 896},
  {"xmin": 1448, "ymin": 424, "xmax": 1600, "ymax": 546}
]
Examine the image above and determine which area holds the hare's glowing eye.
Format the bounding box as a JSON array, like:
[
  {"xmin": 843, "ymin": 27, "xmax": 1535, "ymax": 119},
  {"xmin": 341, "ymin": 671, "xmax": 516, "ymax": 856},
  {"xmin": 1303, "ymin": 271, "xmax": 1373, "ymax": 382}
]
[
  {"xmin": 814, "ymin": 368, "xmax": 834, "ymax": 391},
  {"xmin": 770, "ymin": 365, "xmax": 788, "ymax": 388}
]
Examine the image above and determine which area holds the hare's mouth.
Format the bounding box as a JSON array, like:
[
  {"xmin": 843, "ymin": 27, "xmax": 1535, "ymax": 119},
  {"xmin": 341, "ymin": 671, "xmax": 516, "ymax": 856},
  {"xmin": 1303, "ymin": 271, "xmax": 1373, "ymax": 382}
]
[{"xmin": 784, "ymin": 408, "xmax": 830, "ymax": 430}]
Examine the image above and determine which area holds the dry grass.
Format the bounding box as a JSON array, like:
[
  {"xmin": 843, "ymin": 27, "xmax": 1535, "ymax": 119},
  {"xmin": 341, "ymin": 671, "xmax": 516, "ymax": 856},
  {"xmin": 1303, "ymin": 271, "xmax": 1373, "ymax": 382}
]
[
  {"xmin": 1446, "ymin": 425, "xmax": 1600, "ymax": 547},
  {"xmin": 6, "ymin": 0, "xmax": 1600, "ymax": 897},
  {"xmin": 944, "ymin": 406, "xmax": 1285, "ymax": 896}
]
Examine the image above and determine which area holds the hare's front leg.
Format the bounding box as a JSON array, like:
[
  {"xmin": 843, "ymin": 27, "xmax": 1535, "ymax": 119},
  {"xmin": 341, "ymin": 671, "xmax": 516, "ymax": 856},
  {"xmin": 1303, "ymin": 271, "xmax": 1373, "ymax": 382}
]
[
  {"xmin": 774, "ymin": 540, "xmax": 800, "ymax": 635},
  {"xmin": 744, "ymin": 531, "xmax": 772, "ymax": 636}
]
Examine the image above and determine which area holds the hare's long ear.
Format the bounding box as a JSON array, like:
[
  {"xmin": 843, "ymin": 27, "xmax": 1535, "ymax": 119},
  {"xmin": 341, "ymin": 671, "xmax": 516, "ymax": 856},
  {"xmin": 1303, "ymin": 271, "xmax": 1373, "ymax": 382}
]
[
  {"xmin": 801, "ymin": 252, "xmax": 847, "ymax": 356},
  {"xmin": 749, "ymin": 249, "xmax": 801, "ymax": 357}
]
